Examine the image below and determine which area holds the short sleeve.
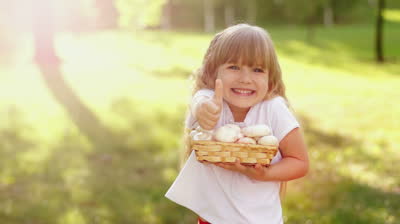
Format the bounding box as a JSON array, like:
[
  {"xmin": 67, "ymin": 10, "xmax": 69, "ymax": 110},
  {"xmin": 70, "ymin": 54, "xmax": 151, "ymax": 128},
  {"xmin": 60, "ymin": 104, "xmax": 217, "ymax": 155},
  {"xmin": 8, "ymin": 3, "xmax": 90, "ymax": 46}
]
[
  {"xmin": 185, "ymin": 89, "xmax": 214, "ymax": 129},
  {"xmin": 268, "ymin": 97, "xmax": 300, "ymax": 142}
]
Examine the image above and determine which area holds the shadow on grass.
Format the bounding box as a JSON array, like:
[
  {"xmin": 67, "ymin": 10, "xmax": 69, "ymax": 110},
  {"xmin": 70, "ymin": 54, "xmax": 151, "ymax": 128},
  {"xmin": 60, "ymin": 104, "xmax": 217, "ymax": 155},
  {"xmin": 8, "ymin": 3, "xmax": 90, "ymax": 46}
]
[
  {"xmin": 0, "ymin": 102, "xmax": 194, "ymax": 223},
  {"xmin": 31, "ymin": 62, "xmax": 191, "ymax": 223},
  {"xmin": 37, "ymin": 64, "xmax": 114, "ymax": 149},
  {"xmin": 284, "ymin": 114, "xmax": 400, "ymax": 224}
]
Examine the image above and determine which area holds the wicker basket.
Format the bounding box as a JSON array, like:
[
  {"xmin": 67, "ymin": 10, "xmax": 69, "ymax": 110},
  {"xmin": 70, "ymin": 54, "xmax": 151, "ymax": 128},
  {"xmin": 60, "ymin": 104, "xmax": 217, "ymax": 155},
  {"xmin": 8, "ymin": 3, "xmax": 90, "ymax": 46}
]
[{"xmin": 192, "ymin": 140, "xmax": 278, "ymax": 166}]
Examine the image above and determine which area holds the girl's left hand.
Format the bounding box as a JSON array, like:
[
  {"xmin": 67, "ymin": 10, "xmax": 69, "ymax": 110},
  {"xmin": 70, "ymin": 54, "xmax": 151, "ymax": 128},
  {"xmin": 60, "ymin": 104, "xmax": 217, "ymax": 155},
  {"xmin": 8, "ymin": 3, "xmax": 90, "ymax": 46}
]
[{"xmin": 215, "ymin": 159, "xmax": 268, "ymax": 181}]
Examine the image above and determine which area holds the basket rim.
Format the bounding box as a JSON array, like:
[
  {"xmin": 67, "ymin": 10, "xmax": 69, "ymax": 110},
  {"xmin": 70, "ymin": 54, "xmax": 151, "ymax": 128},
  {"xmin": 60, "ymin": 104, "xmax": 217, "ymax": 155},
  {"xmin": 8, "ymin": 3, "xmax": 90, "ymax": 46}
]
[{"xmin": 191, "ymin": 140, "xmax": 277, "ymax": 150}]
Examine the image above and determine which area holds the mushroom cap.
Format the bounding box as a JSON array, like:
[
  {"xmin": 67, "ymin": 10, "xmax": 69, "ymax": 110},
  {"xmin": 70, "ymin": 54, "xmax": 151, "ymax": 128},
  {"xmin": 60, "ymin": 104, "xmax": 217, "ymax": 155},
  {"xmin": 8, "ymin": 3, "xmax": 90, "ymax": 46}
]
[
  {"xmin": 242, "ymin": 124, "xmax": 271, "ymax": 137},
  {"xmin": 214, "ymin": 124, "xmax": 241, "ymax": 143},
  {"xmin": 193, "ymin": 132, "xmax": 213, "ymax": 141},
  {"xmin": 237, "ymin": 137, "xmax": 257, "ymax": 144},
  {"xmin": 257, "ymin": 135, "xmax": 279, "ymax": 146}
]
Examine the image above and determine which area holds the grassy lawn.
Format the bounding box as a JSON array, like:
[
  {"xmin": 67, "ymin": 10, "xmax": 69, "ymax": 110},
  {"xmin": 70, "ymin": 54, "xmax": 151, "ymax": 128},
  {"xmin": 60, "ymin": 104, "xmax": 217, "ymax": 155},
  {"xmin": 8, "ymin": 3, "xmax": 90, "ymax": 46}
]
[{"xmin": 0, "ymin": 24, "xmax": 399, "ymax": 223}]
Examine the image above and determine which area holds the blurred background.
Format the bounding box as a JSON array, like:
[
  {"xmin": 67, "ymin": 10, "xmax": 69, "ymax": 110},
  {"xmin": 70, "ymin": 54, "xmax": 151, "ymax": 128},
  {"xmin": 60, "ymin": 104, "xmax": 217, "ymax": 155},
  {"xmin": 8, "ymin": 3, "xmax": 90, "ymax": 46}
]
[{"xmin": 0, "ymin": 0, "xmax": 399, "ymax": 223}]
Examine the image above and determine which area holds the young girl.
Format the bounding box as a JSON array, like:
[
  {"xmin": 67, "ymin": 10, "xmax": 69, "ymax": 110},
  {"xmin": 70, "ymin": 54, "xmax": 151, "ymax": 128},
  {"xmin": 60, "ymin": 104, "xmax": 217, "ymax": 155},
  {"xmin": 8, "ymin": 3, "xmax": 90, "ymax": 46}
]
[{"xmin": 166, "ymin": 24, "xmax": 309, "ymax": 224}]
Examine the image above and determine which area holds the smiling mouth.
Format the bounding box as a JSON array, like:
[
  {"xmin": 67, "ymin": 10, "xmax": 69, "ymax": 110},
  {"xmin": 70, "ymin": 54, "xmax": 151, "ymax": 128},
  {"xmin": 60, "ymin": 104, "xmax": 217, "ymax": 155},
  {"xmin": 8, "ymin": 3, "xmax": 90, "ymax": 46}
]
[{"xmin": 231, "ymin": 88, "xmax": 255, "ymax": 96}]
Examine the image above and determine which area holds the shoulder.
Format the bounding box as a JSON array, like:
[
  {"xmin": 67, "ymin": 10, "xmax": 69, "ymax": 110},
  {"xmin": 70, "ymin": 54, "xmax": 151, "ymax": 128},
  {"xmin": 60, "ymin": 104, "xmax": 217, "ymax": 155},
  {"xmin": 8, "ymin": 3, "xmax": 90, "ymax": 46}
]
[
  {"xmin": 261, "ymin": 96, "xmax": 299, "ymax": 142},
  {"xmin": 259, "ymin": 96, "xmax": 288, "ymax": 110}
]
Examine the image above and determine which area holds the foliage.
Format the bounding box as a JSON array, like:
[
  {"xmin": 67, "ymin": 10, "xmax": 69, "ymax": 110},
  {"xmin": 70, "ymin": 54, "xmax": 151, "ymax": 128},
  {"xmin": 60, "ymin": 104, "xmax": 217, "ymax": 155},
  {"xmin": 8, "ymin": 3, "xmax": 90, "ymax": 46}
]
[{"xmin": 116, "ymin": 0, "xmax": 167, "ymax": 28}]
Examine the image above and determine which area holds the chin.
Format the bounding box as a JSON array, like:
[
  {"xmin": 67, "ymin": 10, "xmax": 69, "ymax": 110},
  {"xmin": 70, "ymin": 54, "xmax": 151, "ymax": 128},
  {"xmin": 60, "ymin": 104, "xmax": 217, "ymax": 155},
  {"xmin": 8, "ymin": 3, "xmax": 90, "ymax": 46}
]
[{"xmin": 231, "ymin": 102, "xmax": 257, "ymax": 109}]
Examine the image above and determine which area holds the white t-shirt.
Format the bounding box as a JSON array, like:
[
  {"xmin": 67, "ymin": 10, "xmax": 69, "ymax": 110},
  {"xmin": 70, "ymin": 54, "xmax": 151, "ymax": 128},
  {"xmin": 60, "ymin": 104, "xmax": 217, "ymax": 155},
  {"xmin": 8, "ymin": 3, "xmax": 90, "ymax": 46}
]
[{"xmin": 165, "ymin": 89, "xmax": 300, "ymax": 224}]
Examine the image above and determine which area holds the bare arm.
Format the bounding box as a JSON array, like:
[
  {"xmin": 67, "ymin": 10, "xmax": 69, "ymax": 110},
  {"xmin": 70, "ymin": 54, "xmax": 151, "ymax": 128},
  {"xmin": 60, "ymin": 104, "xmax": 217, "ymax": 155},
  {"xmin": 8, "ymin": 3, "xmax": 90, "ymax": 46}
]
[
  {"xmin": 216, "ymin": 127, "xmax": 309, "ymax": 181},
  {"xmin": 262, "ymin": 127, "xmax": 309, "ymax": 181}
]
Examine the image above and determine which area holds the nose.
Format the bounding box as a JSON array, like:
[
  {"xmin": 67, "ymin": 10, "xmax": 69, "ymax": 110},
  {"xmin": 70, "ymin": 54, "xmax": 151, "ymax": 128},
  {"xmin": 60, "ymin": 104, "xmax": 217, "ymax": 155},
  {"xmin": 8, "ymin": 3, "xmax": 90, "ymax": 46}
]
[{"xmin": 238, "ymin": 67, "xmax": 252, "ymax": 84}]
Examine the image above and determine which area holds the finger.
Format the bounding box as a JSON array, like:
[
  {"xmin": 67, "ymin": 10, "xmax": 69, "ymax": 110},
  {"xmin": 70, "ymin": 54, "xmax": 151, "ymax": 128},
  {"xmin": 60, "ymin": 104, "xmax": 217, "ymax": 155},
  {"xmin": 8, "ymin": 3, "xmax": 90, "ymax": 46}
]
[
  {"xmin": 199, "ymin": 111, "xmax": 219, "ymax": 126},
  {"xmin": 203, "ymin": 110, "xmax": 220, "ymax": 122},
  {"xmin": 215, "ymin": 163, "xmax": 225, "ymax": 169},
  {"xmin": 254, "ymin": 163, "xmax": 263, "ymax": 171},
  {"xmin": 234, "ymin": 159, "xmax": 247, "ymax": 173},
  {"xmin": 199, "ymin": 123, "xmax": 212, "ymax": 131},
  {"xmin": 205, "ymin": 101, "xmax": 220, "ymax": 114},
  {"xmin": 216, "ymin": 163, "xmax": 234, "ymax": 170},
  {"xmin": 212, "ymin": 79, "xmax": 223, "ymax": 107},
  {"xmin": 254, "ymin": 164, "xmax": 264, "ymax": 175},
  {"xmin": 199, "ymin": 118, "xmax": 216, "ymax": 130}
]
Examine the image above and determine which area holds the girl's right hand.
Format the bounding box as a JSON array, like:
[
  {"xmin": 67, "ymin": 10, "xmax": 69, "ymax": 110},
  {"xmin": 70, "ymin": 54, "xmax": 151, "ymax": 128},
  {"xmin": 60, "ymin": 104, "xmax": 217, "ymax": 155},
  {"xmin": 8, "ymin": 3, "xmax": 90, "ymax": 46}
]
[{"xmin": 195, "ymin": 79, "xmax": 223, "ymax": 130}]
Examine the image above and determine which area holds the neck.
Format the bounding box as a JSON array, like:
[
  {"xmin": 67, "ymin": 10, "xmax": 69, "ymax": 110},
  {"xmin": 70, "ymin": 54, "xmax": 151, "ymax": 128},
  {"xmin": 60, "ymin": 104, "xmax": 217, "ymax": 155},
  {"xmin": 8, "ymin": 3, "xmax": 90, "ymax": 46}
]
[{"xmin": 228, "ymin": 104, "xmax": 250, "ymax": 122}]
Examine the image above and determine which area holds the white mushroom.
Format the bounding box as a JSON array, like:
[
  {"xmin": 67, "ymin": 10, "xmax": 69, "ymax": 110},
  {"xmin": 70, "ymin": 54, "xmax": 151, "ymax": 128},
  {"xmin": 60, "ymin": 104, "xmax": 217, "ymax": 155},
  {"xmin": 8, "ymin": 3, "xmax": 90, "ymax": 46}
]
[
  {"xmin": 189, "ymin": 130, "xmax": 198, "ymax": 138},
  {"xmin": 214, "ymin": 124, "xmax": 241, "ymax": 143},
  {"xmin": 253, "ymin": 136, "xmax": 262, "ymax": 141},
  {"xmin": 193, "ymin": 132, "xmax": 213, "ymax": 141},
  {"xmin": 242, "ymin": 124, "xmax": 271, "ymax": 137},
  {"xmin": 237, "ymin": 137, "xmax": 257, "ymax": 144},
  {"xmin": 258, "ymin": 135, "xmax": 279, "ymax": 146},
  {"xmin": 225, "ymin": 124, "xmax": 241, "ymax": 133},
  {"xmin": 191, "ymin": 126, "xmax": 213, "ymax": 141}
]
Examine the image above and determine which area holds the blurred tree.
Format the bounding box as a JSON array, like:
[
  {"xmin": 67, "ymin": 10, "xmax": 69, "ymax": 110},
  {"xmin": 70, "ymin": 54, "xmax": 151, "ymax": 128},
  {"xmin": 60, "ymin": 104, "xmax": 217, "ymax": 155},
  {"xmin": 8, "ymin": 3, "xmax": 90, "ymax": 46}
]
[
  {"xmin": 32, "ymin": 0, "xmax": 113, "ymax": 146},
  {"xmin": 330, "ymin": 0, "xmax": 368, "ymax": 24},
  {"xmin": 135, "ymin": 0, "xmax": 396, "ymax": 31},
  {"xmin": 323, "ymin": 0, "xmax": 334, "ymax": 27},
  {"xmin": 32, "ymin": 0, "xmax": 59, "ymax": 65},
  {"xmin": 375, "ymin": 0, "xmax": 385, "ymax": 63},
  {"xmin": 116, "ymin": 0, "xmax": 166, "ymax": 29},
  {"xmin": 161, "ymin": 0, "xmax": 173, "ymax": 30},
  {"xmin": 246, "ymin": 0, "xmax": 257, "ymax": 24},
  {"xmin": 279, "ymin": 0, "xmax": 326, "ymax": 41},
  {"xmin": 94, "ymin": 0, "xmax": 119, "ymax": 29},
  {"xmin": 204, "ymin": 0, "xmax": 216, "ymax": 32},
  {"xmin": 224, "ymin": 0, "xmax": 235, "ymax": 27}
]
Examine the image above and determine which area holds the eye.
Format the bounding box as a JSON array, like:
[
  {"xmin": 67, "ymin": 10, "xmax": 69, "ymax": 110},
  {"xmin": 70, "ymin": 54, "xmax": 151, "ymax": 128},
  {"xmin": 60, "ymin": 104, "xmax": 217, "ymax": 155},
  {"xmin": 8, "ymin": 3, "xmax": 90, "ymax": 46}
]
[
  {"xmin": 228, "ymin": 65, "xmax": 240, "ymax": 70},
  {"xmin": 254, "ymin": 68, "xmax": 265, "ymax": 73}
]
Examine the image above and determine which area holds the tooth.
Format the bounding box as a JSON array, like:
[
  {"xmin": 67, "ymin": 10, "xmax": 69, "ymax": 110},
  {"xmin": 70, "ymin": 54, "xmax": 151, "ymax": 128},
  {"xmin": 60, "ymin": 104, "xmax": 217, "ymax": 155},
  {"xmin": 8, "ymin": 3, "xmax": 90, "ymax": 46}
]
[{"xmin": 236, "ymin": 89, "xmax": 251, "ymax": 94}]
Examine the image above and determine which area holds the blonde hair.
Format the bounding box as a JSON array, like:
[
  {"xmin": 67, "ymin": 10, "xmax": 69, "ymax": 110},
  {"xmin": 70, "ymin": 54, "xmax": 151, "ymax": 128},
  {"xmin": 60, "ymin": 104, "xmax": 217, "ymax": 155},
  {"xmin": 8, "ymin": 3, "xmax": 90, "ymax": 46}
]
[{"xmin": 192, "ymin": 23, "xmax": 287, "ymax": 101}]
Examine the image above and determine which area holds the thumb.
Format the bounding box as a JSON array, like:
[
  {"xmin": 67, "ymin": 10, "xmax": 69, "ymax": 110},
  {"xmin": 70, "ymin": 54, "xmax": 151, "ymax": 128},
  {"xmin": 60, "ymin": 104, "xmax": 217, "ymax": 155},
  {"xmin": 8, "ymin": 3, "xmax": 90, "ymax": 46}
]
[{"xmin": 213, "ymin": 79, "xmax": 223, "ymax": 106}]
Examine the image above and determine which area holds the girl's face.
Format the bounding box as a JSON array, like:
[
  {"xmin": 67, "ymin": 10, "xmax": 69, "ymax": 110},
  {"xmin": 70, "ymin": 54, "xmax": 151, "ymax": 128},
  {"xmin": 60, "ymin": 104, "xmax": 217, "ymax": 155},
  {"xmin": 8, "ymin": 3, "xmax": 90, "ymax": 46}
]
[{"xmin": 217, "ymin": 62, "xmax": 269, "ymax": 111}]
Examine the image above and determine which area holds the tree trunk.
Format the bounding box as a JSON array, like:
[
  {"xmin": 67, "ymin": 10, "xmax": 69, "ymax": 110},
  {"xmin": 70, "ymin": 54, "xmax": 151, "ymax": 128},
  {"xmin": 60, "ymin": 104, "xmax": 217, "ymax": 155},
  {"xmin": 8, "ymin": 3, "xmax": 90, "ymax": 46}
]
[
  {"xmin": 323, "ymin": 1, "xmax": 334, "ymax": 27},
  {"xmin": 32, "ymin": 0, "xmax": 59, "ymax": 65},
  {"xmin": 246, "ymin": 0, "xmax": 256, "ymax": 24},
  {"xmin": 224, "ymin": 0, "xmax": 235, "ymax": 27},
  {"xmin": 161, "ymin": 0, "xmax": 173, "ymax": 30},
  {"xmin": 375, "ymin": 0, "xmax": 385, "ymax": 63},
  {"xmin": 204, "ymin": 0, "xmax": 215, "ymax": 32},
  {"xmin": 95, "ymin": 0, "xmax": 119, "ymax": 29},
  {"xmin": 32, "ymin": 0, "xmax": 114, "ymax": 147},
  {"xmin": 305, "ymin": 10, "xmax": 317, "ymax": 43}
]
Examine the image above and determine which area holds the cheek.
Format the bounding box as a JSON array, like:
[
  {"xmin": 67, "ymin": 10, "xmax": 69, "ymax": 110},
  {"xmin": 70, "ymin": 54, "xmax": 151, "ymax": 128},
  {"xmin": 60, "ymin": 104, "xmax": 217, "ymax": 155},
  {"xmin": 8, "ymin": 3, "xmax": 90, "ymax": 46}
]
[
  {"xmin": 258, "ymin": 79, "xmax": 269, "ymax": 95},
  {"xmin": 258, "ymin": 77, "xmax": 269, "ymax": 88}
]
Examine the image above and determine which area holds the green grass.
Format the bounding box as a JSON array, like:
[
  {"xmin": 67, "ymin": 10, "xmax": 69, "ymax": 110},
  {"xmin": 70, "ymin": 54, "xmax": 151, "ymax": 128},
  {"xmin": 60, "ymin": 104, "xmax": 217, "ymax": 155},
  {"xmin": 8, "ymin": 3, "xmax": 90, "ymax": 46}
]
[{"xmin": 0, "ymin": 24, "xmax": 399, "ymax": 223}]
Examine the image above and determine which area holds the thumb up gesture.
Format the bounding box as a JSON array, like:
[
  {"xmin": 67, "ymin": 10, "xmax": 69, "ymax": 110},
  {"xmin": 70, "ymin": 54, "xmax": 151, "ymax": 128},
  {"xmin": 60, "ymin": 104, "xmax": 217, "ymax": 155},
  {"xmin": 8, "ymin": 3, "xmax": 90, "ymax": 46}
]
[{"xmin": 195, "ymin": 79, "xmax": 224, "ymax": 130}]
